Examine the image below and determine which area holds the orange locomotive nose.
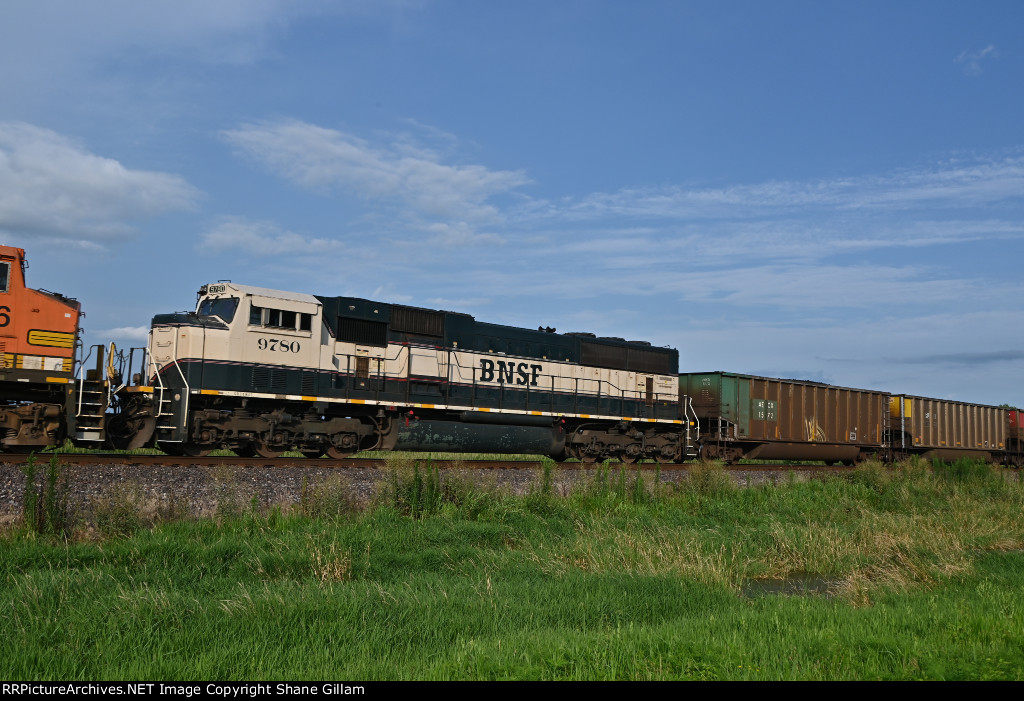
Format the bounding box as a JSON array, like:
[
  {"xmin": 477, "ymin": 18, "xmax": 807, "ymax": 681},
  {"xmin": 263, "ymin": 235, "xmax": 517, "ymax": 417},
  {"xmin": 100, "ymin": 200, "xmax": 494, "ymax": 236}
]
[{"xmin": 0, "ymin": 245, "xmax": 80, "ymax": 375}]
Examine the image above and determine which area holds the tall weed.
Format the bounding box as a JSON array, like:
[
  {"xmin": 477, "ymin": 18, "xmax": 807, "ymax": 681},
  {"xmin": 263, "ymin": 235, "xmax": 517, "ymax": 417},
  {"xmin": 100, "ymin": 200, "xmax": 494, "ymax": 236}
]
[
  {"xmin": 298, "ymin": 475, "xmax": 360, "ymax": 521},
  {"xmin": 684, "ymin": 460, "xmax": 735, "ymax": 496},
  {"xmin": 19, "ymin": 455, "xmax": 71, "ymax": 538},
  {"xmin": 382, "ymin": 459, "xmax": 442, "ymax": 518}
]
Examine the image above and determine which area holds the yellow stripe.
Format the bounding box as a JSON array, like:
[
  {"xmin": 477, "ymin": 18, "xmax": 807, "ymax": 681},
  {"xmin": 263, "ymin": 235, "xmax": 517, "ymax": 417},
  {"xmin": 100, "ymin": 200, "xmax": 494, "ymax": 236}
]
[
  {"xmin": 27, "ymin": 330, "xmax": 75, "ymax": 349},
  {"xmin": 46, "ymin": 377, "xmax": 69, "ymax": 383},
  {"xmin": 114, "ymin": 383, "xmax": 688, "ymax": 427}
]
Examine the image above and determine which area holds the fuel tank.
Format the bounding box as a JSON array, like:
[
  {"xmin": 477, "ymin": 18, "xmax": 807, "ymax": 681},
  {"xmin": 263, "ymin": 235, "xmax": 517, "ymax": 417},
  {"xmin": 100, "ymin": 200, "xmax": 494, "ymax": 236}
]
[{"xmin": 394, "ymin": 419, "xmax": 565, "ymax": 456}]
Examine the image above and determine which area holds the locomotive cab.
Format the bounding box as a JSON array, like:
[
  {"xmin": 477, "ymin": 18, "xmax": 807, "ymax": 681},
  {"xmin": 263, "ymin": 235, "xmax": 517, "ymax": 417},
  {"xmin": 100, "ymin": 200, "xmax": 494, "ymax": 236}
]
[
  {"xmin": 147, "ymin": 282, "xmax": 323, "ymax": 392},
  {"xmin": 0, "ymin": 246, "xmax": 79, "ymax": 380}
]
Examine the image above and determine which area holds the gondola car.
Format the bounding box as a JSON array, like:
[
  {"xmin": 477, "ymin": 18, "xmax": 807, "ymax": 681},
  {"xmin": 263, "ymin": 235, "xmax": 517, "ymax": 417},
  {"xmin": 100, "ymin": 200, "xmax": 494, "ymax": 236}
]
[{"xmin": 680, "ymin": 371, "xmax": 887, "ymax": 464}]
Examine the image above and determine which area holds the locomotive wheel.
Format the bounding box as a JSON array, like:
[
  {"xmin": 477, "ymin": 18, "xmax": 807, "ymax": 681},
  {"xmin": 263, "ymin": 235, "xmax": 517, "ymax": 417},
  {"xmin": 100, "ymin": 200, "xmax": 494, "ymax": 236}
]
[
  {"xmin": 159, "ymin": 442, "xmax": 211, "ymax": 457},
  {"xmin": 324, "ymin": 445, "xmax": 352, "ymax": 460},
  {"xmin": 252, "ymin": 442, "xmax": 285, "ymax": 459},
  {"xmin": 182, "ymin": 443, "xmax": 212, "ymax": 457},
  {"xmin": 619, "ymin": 453, "xmax": 639, "ymax": 464}
]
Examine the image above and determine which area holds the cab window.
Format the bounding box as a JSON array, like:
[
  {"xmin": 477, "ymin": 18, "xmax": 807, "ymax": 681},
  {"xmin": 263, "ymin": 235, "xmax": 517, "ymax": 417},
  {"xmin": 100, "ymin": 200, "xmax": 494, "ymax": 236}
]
[
  {"xmin": 250, "ymin": 304, "xmax": 313, "ymax": 333},
  {"xmin": 0, "ymin": 262, "xmax": 9, "ymax": 293},
  {"xmin": 198, "ymin": 297, "xmax": 239, "ymax": 323}
]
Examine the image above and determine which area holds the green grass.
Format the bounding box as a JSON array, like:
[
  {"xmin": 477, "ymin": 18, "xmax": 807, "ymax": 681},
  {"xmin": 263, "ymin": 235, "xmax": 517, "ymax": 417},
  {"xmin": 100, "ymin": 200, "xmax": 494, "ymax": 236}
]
[
  {"xmin": 38, "ymin": 440, "xmax": 548, "ymax": 461},
  {"xmin": 1, "ymin": 459, "xmax": 1023, "ymax": 679}
]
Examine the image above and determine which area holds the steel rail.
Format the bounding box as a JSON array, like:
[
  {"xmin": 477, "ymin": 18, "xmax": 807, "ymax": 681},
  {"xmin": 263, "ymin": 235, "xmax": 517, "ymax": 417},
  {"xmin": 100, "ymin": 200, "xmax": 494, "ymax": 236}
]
[{"xmin": 0, "ymin": 452, "xmax": 853, "ymax": 472}]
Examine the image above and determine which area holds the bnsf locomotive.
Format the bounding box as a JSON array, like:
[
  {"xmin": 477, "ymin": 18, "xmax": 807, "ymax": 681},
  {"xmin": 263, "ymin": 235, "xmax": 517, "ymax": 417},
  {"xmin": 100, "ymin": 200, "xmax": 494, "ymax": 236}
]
[
  {"xmin": 106, "ymin": 281, "xmax": 693, "ymax": 462},
  {"xmin": 0, "ymin": 245, "xmax": 106, "ymax": 451}
]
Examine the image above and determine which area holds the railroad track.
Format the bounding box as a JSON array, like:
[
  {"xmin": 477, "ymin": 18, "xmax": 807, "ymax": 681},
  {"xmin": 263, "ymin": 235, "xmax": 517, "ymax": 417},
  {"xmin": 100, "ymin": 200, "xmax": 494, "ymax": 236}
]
[{"xmin": 0, "ymin": 452, "xmax": 852, "ymax": 472}]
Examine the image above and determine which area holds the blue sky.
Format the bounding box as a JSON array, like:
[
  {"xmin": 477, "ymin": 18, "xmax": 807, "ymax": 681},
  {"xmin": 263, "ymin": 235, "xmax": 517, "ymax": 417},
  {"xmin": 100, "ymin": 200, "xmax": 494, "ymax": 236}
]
[{"xmin": 1, "ymin": 1, "xmax": 1022, "ymax": 405}]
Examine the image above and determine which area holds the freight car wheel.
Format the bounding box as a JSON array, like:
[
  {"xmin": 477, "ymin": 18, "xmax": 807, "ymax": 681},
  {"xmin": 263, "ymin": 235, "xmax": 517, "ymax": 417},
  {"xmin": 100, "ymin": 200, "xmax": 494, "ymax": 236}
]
[{"xmin": 324, "ymin": 446, "xmax": 353, "ymax": 460}]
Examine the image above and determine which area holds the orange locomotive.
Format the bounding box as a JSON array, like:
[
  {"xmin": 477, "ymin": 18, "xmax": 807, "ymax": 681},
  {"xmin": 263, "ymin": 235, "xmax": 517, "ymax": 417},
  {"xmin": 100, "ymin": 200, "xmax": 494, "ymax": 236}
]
[{"xmin": 0, "ymin": 245, "xmax": 95, "ymax": 451}]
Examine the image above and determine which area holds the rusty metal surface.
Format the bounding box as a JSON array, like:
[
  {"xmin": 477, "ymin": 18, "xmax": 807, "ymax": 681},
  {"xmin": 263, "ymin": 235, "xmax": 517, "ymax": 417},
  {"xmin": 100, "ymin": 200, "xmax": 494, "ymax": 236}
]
[
  {"xmin": 1008, "ymin": 410, "xmax": 1023, "ymax": 441},
  {"xmin": 681, "ymin": 372, "xmax": 886, "ymax": 448},
  {"xmin": 889, "ymin": 396, "xmax": 1008, "ymax": 456}
]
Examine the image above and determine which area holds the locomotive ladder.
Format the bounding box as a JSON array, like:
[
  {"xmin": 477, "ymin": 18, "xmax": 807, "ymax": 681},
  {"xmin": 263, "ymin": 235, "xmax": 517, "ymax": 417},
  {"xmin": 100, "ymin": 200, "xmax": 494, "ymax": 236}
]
[
  {"xmin": 148, "ymin": 332, "xmax": 190, "ymax": 445},
  {"xmin": 683, "ymin": 395, "xmax": 699, "ymax": 459},
  {"xmin": 74, "ymin": 344, "xmax": 109, "ymax": 444}
]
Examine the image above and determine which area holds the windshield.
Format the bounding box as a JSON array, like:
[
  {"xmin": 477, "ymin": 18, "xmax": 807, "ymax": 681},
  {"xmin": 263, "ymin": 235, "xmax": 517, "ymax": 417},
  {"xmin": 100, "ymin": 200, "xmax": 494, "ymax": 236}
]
[{"xmin": 198, "ymin": 296, "xmax": 239, "ymax": 323}]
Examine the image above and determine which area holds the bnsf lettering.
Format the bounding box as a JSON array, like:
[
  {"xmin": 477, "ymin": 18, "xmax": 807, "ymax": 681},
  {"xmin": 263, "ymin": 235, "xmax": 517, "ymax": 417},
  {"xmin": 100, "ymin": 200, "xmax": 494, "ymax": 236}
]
[{"xmin": 479, "ymin": 358, "xmax": 542, "ymax": 386}]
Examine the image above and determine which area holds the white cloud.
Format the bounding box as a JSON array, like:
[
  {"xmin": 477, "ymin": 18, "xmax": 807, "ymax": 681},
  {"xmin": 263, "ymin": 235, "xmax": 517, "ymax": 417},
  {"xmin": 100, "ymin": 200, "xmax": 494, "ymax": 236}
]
[
  {"xmin": 222, "ymin": 119, "xmax": 530, "ymax": 223},
  {"xmin": 0, "ymin": 122, "xmax": 199, "ymax": 242},
  {"xmin": 97, "ymin": 326, "xmax": 151, "ymax": 342},
  {"xmin": 422, "ymin": 221, "xmax": 505, "ymax": 246},
  {"xmin": 199, "ymin": 217, "xmax": 345, "ymax": 256},
  {"xmin": 955, "ymin": 44, "xmax": 998, "ymax": 75},
  {"xmin": 548, "ymin": 154, "xmax": 1024, "ymax": 222},
  {"xmin": 0, "ymin": 1, "xmax": 344, "ymax": 71},
  {"xmin": 425, "ymin": 297, "xmax": 491, "ymax": 310}
]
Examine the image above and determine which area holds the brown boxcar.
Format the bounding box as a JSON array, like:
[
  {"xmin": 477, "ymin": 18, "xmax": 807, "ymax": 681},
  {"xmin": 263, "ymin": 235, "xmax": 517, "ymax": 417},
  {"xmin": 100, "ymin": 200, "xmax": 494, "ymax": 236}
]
[
  {"xmin": 887, "ymin": 395, "xmax": 1014, "ymax": 464},
  {"xmin": 679, "ymin": 372, "xmax": 887, "ymax": 464}
]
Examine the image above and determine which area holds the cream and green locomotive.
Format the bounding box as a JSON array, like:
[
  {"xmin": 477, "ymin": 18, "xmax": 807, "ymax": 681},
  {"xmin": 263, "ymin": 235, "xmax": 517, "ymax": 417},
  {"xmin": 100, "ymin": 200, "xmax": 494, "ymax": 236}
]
[{"xmin": 109, "ymin": 282, "xmax": 694, "ymax": 461}]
